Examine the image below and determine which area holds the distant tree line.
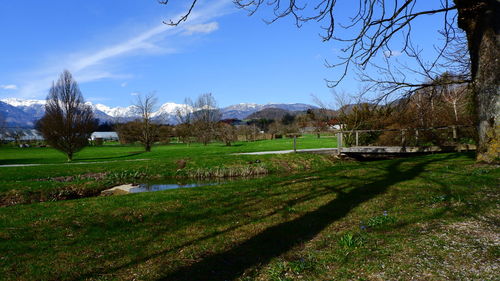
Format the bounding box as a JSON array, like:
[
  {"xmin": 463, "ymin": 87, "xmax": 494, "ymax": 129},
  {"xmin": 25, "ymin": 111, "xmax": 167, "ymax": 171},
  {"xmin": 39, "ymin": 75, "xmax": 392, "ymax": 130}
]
[{"xmin": 30, "ymin": 70, "xmax": 474, "ymax": 158}]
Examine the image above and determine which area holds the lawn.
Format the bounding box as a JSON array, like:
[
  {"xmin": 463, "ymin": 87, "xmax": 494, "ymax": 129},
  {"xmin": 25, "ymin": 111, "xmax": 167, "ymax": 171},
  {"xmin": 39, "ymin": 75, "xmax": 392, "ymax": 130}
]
[
  {"xmin": 0, "ymin": 134, "xmax": 337, "ymax": 165},
  {"xmin": 0, "ymin": 134, "xmax": 337, "ymax": 203},
  {"xmin": 0, "ymin": 136, "xmax": 499, "ymax": 280}
]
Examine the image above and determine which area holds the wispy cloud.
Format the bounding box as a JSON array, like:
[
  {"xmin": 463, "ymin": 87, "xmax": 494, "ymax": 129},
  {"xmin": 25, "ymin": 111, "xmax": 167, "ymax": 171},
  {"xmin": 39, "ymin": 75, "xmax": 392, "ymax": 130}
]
[
  {"xmin": 0, "ymin": 84, "xmax": 17, "ymax": 90},
  {"xmin": 383, "ymin": 50, "xmax": 402, "ymax": 58},
  {"xmin": 15, "ymin": 0, "xmax": 233, "ymax": 98},
  {"xmin": 120, "ymin": 82, "xmax": 128, "ymax": 87},
  {"xmin": 184, "ymin": 22, "xmax": 219, "ymax": 35},
  {"xmin": 87, "ymin": 96, "xmax": 111, "ymax": 103}
]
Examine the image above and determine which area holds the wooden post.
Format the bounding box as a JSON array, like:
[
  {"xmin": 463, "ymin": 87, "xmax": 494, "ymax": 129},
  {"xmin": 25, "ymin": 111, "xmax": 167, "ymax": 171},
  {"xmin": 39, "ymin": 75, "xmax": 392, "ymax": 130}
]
[
  {"xmin": 355, "ymin": 131, "xmax": 359, "ymax": 147},
  {"xmin": 415, "ymin": 129, "xmax": 419, "ymax": 144},
  {"xmin": 293, "ymin": 135, "xmax": 297, "ymax": 153},
  {"xmin": 337, "ymin": 132, "xmax": 343, "ymax": 155}
]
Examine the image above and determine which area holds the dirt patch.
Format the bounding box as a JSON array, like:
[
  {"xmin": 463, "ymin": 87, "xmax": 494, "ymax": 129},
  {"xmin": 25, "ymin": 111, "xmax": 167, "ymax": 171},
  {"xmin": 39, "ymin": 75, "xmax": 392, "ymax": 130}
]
[{"xmin": 382, "ymin": 213, "xmax": 499, "ymax": 280}]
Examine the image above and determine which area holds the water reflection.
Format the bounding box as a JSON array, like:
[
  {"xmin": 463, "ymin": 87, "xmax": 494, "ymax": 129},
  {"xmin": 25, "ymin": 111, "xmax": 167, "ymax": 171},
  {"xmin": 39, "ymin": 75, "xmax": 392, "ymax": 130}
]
[{"xmin": 128, "ymin": 182, "xmax": 217, "ymax": 193}]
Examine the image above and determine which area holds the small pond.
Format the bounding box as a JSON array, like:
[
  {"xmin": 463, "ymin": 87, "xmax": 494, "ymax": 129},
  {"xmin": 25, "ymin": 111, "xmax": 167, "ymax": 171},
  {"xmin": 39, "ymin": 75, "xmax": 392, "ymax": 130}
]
[
  {"xmin": 128, "ymin": 182, "xmax": 217, "ymax": 193},
  {"xmin": 102, "ymin": 175, "xmax": 268, "ymax": 196}
]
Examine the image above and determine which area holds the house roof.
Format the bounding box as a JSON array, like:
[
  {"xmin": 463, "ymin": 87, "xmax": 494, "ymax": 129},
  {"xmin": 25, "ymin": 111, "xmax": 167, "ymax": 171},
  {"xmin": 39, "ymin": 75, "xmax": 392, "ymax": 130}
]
[
  {"xmin": 90, "ymin": 132, "xmax": 119, "ymax": 139},
  {"xmin": 0, "ymin": 129, "xmax": 44, "ymax": 141}
]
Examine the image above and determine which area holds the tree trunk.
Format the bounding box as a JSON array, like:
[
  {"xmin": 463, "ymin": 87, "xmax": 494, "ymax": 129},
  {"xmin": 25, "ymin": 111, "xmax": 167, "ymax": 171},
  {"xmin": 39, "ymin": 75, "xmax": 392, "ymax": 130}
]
[
  {"xmin": 67, "ymin": 152, "xmax": 73, "ymax": 162},
  {"xmin": 456, "ymin": 0, "xmax": 500, "ymax": 163},
  {"xmin": 145, "ymin": 143, "xmax": 151, "ymax": 152}
]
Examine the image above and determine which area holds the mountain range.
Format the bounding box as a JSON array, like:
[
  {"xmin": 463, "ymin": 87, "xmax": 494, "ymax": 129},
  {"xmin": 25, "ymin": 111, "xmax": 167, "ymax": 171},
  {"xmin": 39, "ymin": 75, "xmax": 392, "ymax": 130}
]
[{"xmin": 0, "ymin": 98, "xmax": 316, "ymax": 127}]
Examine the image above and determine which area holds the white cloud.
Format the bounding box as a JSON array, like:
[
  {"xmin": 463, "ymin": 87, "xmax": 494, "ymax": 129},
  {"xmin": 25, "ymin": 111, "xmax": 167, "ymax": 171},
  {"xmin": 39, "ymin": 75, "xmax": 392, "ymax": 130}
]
[
  {"xmin": 130, "ymin": 92, "xmax": 140, "ymax": 96},
  {"xmin": 120, "ymin": 82, "xmax": 128, "ymax": 87},
  {"xmin": 15, "ymin": 0, "xmax": 233, "ymax": 98},
  {"xmin": 184, "ymin": 22, "xmax": 219, "ymax": 35},
  {"xmin": 383, "ymin": 50, "xmax": 402, "ymax": 58},
  {"xmin": 0, "ymin": 84, "xmax": 18, "ymax": 90}
]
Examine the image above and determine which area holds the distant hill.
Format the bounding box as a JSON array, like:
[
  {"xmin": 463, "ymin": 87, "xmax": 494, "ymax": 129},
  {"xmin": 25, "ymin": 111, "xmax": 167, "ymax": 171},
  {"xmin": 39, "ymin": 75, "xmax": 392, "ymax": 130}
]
[
  {"xmin": 221, "ymin": 103, "xmax": 316, "ymax": 119},
  {"xmin": 247, "ymin": 108, "xmax": 293, "ymax": 120}
]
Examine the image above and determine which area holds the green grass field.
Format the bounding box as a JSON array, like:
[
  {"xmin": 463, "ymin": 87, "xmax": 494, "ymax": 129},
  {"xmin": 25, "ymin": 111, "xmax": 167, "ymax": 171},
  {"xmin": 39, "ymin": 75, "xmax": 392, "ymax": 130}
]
[
  {"xmin": 0, "ymin": 135, "xmax": 337, "ymax": 202},
  {"xmin": 0, "ymin": 135, "xmax": 498, "ymax": 280}
]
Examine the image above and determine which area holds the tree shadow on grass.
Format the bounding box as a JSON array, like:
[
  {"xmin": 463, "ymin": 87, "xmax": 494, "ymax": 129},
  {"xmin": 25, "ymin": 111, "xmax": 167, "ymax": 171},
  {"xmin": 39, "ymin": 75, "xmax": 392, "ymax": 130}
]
[
  {"xmin": 75, "ymin": 183, "xmax": 333, "ymax": 281},
  {"xmin": 0, "ymin": 151, "xmax": 147, "ymax": 165},
  {"xmin": 75, "ymin": 151, "xmax": 145, "ymax": 161},
  {"xmin": 157, "ymin": 154, "xmax": 459, "ymax": 281}
]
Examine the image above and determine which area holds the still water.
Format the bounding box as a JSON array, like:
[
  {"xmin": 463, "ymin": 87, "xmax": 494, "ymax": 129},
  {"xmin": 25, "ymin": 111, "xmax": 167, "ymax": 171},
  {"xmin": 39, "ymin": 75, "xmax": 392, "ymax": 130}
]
[{"xmin": 127, "ymin": 182, "xmax": 217, "ymax": 193}]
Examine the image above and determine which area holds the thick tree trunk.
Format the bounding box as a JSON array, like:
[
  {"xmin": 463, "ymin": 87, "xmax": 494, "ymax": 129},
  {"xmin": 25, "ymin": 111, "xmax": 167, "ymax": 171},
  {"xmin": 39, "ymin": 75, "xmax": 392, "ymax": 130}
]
[{"xmin": 456, "ymin": 0, "xmax": 500, "ymax": 162}]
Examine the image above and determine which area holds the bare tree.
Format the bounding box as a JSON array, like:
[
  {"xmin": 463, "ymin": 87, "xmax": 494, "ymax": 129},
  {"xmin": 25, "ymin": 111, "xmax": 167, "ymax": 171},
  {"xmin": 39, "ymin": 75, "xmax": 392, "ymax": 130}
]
[
  {"xmin": 175, "ymin": 98, "xmax": 194, "ymax": 125},
  {"xmin": 37, "ymin": 70, "xmax": 96, "ymax": 161},
  {"xmin": 191, "ymin": 93, "xmax": 221, "ymax": 145},
  {"xmin": 115, "ymin": 121, "xmax": 141, "ymax": 144},
  {"xmin": 267, "ymin": 121, "xmax": 283, "ymax": 139},
  {"xmin": 216, "ymin": 122, "xmax": 237, "ymax": 146},
  {"xmin": 160, "ymin": 0, "xmax": 499, "ymax": 162},
  {"xmin": 174, "ymin": 99, "xmax": 194, "ymax": 145},
  {"xmin": 133, "ymin": 93, "xmax": 159, "ymax": 152},
  {"xmin": 237, "ymin": 124, "xmax": 260, "ymax": 141},
  {"xmin": 436, "ymin": 73, "xmax": 469, "ymax": 124},
  {"xmin": 309, "ymin": 96, "xmax": 335, "ymax": 138}
]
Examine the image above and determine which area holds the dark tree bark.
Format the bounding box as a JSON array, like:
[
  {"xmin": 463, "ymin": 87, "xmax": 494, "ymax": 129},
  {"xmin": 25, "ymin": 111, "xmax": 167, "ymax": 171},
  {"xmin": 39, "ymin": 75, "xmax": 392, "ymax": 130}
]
[
  {"xmin": 37, "ymin": 70, "xmax": 96, "ymax": 161},
  {"xmin": 455, "ymin": 0, "xmax": 499, "ymax": 162}
]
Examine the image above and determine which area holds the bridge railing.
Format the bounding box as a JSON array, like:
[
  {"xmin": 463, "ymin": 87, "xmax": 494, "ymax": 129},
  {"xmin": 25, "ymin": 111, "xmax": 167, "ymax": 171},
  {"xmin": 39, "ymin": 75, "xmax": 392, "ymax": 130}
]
[{"xmin": 335, "ymin": 125, "xmax": 476, "ymax": 150}]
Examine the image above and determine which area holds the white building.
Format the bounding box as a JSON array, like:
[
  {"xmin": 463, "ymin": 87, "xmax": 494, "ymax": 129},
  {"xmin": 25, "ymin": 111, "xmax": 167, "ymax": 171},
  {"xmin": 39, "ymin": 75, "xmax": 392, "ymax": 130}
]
[
  {"xmin": 0, "ymin": 129, "xmax": 44, "ymax": 142},
  {"xmin": 90, "ymin": 131, "xmax": 119, "ymax": 141}
]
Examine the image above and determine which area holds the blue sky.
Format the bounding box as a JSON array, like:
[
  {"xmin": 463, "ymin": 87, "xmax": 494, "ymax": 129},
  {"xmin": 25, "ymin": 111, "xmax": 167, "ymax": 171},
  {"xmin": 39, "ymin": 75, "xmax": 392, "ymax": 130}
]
[{"xmin": 0, "ymin": 0, "xmax": 453, "ymax": 107}]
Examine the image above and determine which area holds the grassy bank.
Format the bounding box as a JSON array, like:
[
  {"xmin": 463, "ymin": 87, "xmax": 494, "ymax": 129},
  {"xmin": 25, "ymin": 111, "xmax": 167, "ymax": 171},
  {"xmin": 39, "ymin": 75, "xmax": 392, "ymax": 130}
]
[
  {"xmin": 1, "ymin": 151, "xmax": 498, "ymax": 280},
  {"xmin": 0, "ymin": 135, "xmax": 337, "ymax": 205}
]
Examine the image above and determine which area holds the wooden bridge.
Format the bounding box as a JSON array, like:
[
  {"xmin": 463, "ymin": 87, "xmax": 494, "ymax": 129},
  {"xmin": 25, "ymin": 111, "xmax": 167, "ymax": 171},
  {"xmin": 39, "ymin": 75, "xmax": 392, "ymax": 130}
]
[{"xmin": 334, "ymin": 125, "xmax": 476, "ymax": 158}]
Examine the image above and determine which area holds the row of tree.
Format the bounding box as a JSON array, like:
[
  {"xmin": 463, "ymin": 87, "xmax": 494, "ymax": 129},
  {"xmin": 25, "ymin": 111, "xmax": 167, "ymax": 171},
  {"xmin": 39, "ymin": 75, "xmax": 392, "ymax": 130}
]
[{"xmin": 33, "ymin": 69, "xmax": 476, "ymax": 161}]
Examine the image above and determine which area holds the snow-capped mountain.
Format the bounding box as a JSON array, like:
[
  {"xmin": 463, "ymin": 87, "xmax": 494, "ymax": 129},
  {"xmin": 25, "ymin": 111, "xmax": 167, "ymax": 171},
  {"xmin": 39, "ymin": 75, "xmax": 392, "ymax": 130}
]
[
  {"xmin": 0, "ymin": 98, "xmax": 46, "ymax": 107},
  {"xmin": 152, "ymin": 102, "xmax": 190, "ymax": 117},
  {"xmin": 93, "ymin": 104, "xmax": 139, "ymax": 118},
  {"xmin": 0, "ymin": 99, "xmax": 46, "ymax": 126},
  {"xmin": 0, "ymin": 101, "xmax": 35, "ymax": 127},
  {"xmin": 0, "ymin": 98, "xmax": 317, "ymax": 127}
]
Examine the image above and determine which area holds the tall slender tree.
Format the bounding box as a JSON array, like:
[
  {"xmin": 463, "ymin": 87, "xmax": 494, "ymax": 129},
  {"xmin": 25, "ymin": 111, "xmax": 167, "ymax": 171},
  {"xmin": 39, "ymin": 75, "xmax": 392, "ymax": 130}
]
[{"xmin": 37, "ymin": 70, "xmax": 96, "ymax": 161}]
